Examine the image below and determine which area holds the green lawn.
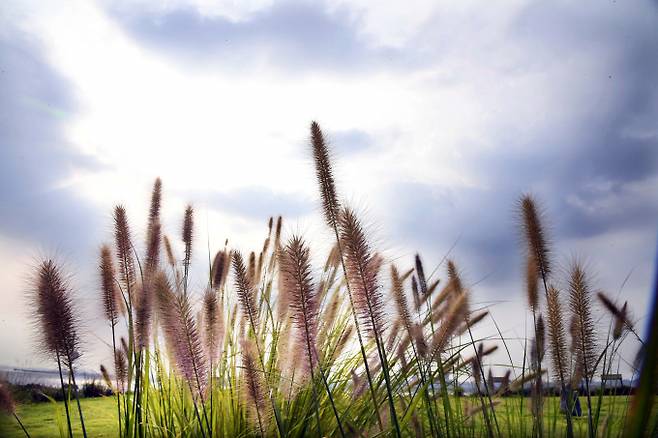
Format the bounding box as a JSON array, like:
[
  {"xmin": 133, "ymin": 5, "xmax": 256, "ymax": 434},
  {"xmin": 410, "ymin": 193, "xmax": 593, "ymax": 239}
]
[
  {"xmin": 466, "ymin": 395, "xmax": 636, "ymax": 437},
  {"xmin": 0, "ymin": 395, "xmax": 649, "ymax": 437},
  {"xmin": 0, "ymin": 397, "xmax": 118, "ymax": 438}
]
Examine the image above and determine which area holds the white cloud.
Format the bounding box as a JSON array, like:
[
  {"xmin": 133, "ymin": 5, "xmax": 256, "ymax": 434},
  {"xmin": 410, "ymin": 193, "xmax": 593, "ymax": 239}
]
[{"xmin": 106, "ymin": 0, "xmax": 276, "ymax": 21}]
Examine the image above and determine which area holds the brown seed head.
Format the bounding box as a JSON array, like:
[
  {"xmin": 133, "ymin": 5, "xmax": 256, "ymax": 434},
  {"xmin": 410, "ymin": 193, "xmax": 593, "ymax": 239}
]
[
  {"xmin": 100, "ymin": 364, "xmax": 113, "ymax": 391},
  {"xmin": 391, "ymin": 264, "xmax": 413, "ymax": 332},
  {"xmin": 526, "ymin": 253, "xmax": 540, "ymax": 310},
  {"xmin": 163, "ymin": 235, "xmax": 176, "ymax": 269},
  {"xmin": 546, "ymin": 286, "xmax": 569, "ymax": 386},
  {"xmin": 31, "ymin": 259, "xmax": 81, "ymax": 367},
  {"xmin": 182, "ymin": 205, "xmax": 194, "ymax": 271},
  {"xmin": 431, "ymin": 291, "xmax": 468, "ymax": 357},
  {"xmin": 145, "ymin": 178, "xmax": 162, "ymax": 276},
  {"xmin": 311, "ymin": 121, "xmax": 341, "ymax": 229},
  {"xmin": 568, "ymin": 261, "xmax": 597, "ymax": 379},
  {"xmin": 113, "ymin": 205, "xmax": 135, "ymax": 294},
  {"xmin": 339, "ymin": 207, "xmax": 385, "ymax": 338},
  {"xmin": 233, "ymin": 252, "xmax": 259, "ymax": 333},
  {"xmin": 241, "ymin": 338, "xmax": 268, "ymax": 432},
  {"xmin": 100, "ymin": 245, "xmax": 122, "ymax": 324},
  {"xmin": 519, "ymin": 195, "xmax": 551, "ymax": 278},
  {"xmin": 415, "ymin": 254, "xmax": 428, "ymax": 296},
  {"xmin": 597, "ymin": 291, "xmax": 634, "ymax": 338},
  {"xmin": 203, "ymin": 288, "xmax": 223, "ymax": 364},
  {"xmin": 280, "ymin": 235, "xmax": 320, "ymax": 373}
]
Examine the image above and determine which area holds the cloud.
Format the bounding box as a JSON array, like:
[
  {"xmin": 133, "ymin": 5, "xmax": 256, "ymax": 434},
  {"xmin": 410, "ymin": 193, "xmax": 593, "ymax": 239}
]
[
  {"xmin": 326, "ymin": 128, "xmax": 374, "ymax": 155},
  {"xmin": 108, "ymin": 1, "xmax": 404, "ymax": 73},
  {"xmin": 372, "ymin": 1, "xmax": 658, "ymax": 287},
  {"xmin": 0, "ymin": 31, "xmax": 105, "ymax": 255},
  {"xmin": 379, "ymin": 181, "xmax": 520, "ymax": 286},
  {"xmin": 201, "ymin": 186, "xmax": 314, "ymax": 220}
]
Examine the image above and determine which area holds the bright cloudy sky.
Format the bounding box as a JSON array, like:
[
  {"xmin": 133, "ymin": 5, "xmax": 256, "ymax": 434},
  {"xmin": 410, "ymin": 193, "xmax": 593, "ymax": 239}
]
[{"xmin": 1, "ymin": 0, "xmax": 657, "ymax": 375}]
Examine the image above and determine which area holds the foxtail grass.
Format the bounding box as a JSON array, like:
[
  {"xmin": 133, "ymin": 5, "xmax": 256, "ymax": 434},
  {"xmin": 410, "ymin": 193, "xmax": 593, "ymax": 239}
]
[
  {"xmin": 30, "ymin": 259, "xmax": 86, "ymax": 438},
  {"xmin": 12, "ymin": 123, "xmax": 652, "ymax": 438}
]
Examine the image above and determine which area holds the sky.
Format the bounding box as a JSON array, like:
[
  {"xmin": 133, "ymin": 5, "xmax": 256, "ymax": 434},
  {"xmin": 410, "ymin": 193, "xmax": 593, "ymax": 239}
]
[{"xmin": 1, "ymin": 0, "xmax": 657, "ymax": 378}]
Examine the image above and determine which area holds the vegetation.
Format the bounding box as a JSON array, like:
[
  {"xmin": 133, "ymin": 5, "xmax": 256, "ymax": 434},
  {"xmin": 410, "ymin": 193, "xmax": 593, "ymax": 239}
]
[
  {"xmin": 0, "ymin": 122, "xmax": 656, "ymax": 437},
  {"xmin": 0, "ymin": 397, "xmax": 116, "ymax": 438},
  {"xmin": 2, "ymin": 395, "xmax": 655, "ymax": 438},
  {"xmin": 1, "ymin": 382, "xmax": 111, "ymax": 404}
]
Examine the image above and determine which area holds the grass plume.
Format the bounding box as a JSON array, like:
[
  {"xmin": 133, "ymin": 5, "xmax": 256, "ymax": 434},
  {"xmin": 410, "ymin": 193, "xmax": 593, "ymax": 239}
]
[
  {"xmin": 100, "ymin": 245, "xmax": 122, "ymax": 325},
  {"xmin": 311, "ymin": 121, "xmax": 340, "ymax": 228},
  {"xmin": 30, "ymin": 259, "xmax": 86, "ymax": 438},
  {"xmin": 339, "ymin": 208, "xmax": 385, "ymax": 338},
  {"xmin": 519, "ymin": 195, "xmax": 551, "ymax": 280},
  {"xmin": 114, "ymin": 206, "xmax": 136, "ymax": 302},
  {"xmin": 233, "ymin": 252, "xmax": 259, "ymax": 335},
  {"xmin": 241, "ymin": 339, "xmax": 267, "ymax": 437}
]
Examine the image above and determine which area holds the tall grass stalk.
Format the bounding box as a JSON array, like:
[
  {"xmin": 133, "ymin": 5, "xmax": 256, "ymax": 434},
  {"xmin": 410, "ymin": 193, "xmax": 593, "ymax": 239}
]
[{"xmin": 310, "ymin": 120, "xmax": 386, "ymax": 433}]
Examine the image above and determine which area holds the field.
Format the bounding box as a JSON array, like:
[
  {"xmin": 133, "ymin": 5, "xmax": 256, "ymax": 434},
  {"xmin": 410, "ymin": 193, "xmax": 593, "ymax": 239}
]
[
  {"xmin": 0, "ymin": 398, "xmax": 117, "ymax": 438},
  {"xmin": 2, "ymin": 395, "xmax": 650, "ymax": 437}
]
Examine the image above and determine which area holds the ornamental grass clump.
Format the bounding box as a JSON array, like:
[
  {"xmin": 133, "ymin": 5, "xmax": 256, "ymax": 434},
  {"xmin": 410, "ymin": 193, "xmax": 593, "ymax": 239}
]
[{"xmin": 10, "ymin": 121, "xmax": 654, "ymax": 438}]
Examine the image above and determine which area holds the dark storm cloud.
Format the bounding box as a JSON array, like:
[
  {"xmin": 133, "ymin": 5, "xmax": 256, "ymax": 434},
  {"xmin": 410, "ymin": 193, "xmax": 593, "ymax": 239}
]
[
  {"xmin": 0, "ymin": 33, "xmax": 105, "ymax": 255},
  {"xmin": 109, "ymin": 1, "xmax": 404, "ymax": 73},
  {"xmin": 380, "ymin": 2, "xmax": 658, "ymax": 286},
  {"xmin": 203, "ymin": 186, "xmax": 314, "ymax": 220},
  {"xmin": 386, "ymin": 137, "xmax": 657, "ymax": 287},
  {"xmin": 381, "ymin": 181, "xmax": 521, "ymax": 286},
  {"xmin": 499, "ymin": 0, "xmax": 658, "ymax": 240}
]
